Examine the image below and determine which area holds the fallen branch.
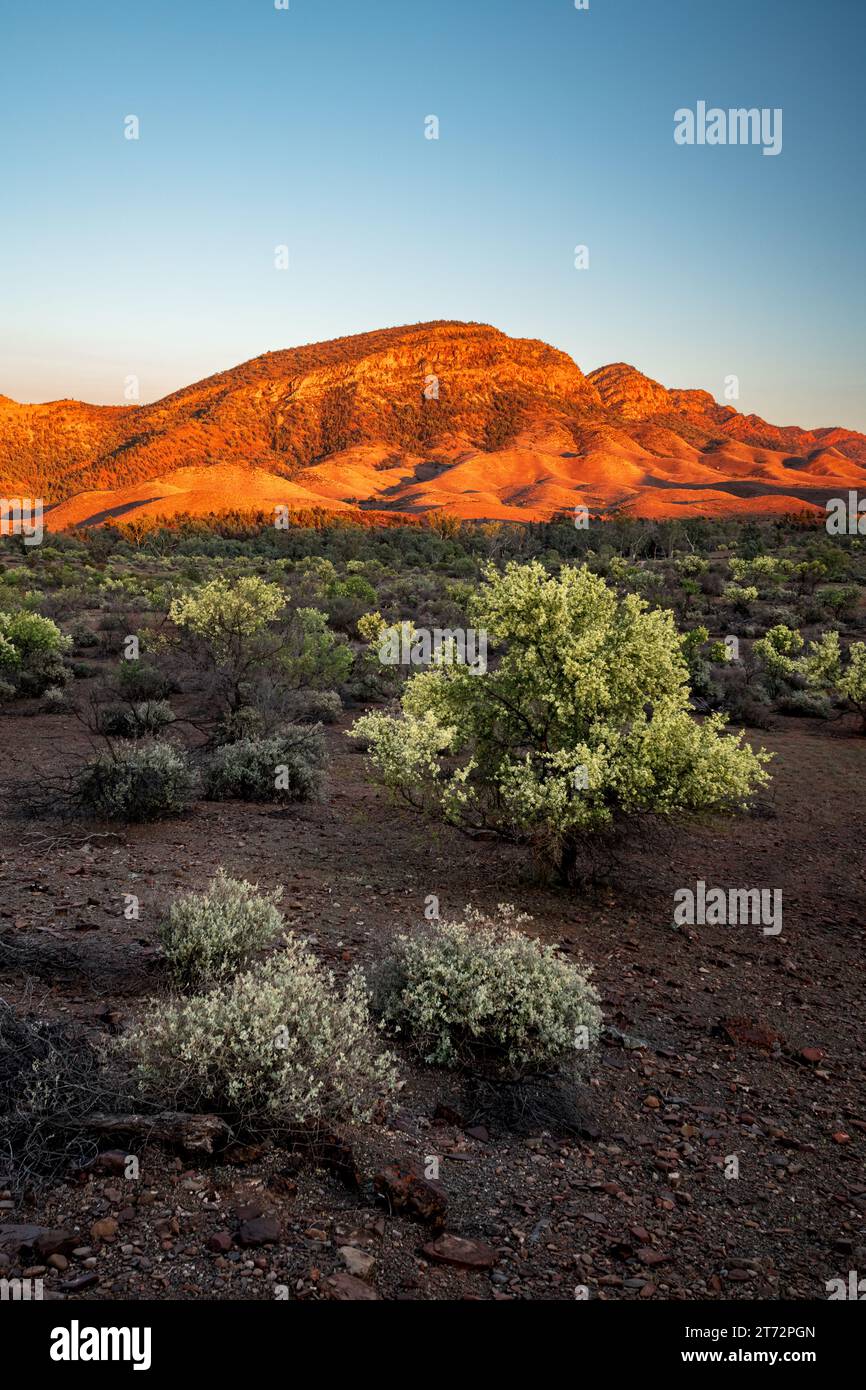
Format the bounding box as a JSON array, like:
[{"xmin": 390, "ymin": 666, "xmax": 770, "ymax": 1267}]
[{"xmin": 60, "ymin": 1111, "xmax": 232, "ymax": 1155}]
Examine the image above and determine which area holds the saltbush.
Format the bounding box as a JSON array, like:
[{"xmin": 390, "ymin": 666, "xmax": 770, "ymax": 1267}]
[
  {"xmin": 159, "ymin": 870, "xmax": 284, "ymax": 991},
  {"xmin": 216, "ymin": 706, "xmax": 267, "ymax": 743},
  {"xmin": 371, "ymin": 904, "xmax": 602, "ymax": 1077},
  {"xmin": 76, "ymin": 741, "xmax": 197, "ymax": 821},
  {"xmin": 40, "ymin": 685, "xmax": 70, "ymax": 714},
  {"xmin": 776, "ymin": 689, "xmax": 832, "ymax": 719},
  {"xmin": 203, "ymin": 729, "xmax": 325, "ymax": 803},
  {"xmin": 124, "ymin": 942, "xmax": 399, "ymax": 1127},
  {"xmin": 283, "ymin": 687, "xmax": 342, "ymax": 724},
  {"xmin": 98, "ymin": 699, "xmax": 175, "ymax": 738}
]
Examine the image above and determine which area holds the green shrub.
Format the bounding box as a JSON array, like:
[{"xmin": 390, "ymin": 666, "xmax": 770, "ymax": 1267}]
[
  {"xmin": 725, "ymin": 583, "xmax": 758, "ymax": 613},
  {"xmin": 123, "ymin": 943, "xmax": 399, "ymax": 1128},
  {"xmin": 753, "ymin": 624, "xmax": 803, "ymax": 694},
  {"xmin": 0, "ymin": 610, "xmax": 71, "ymax": 696},
  {"xmin": 715, "ymin": 667, "xmax": 775, "ymax": 729},
  {"xmin": 159, "ymin": 869, "xmax": 284, "ymax": 991},
  {"xmin": 203, "ymin": 729, "xmax": 325, "ymax": 803},
  {"xmin": 168, "ymin": 576, "xmax": 350, "ymax": 715},
  {"xmin": 777, "ymin": 689, "xmax": 832, "ymax": 719},
  {"xmin": 70, "ymin": 620, "xmax": 100, "ymax": 650},
  {"xmin": 764, "ymin": 606, "xmax": 799, "ymax": 630},
  {"xmin": 371, "ymin": 904, "xmax": 602, "ymax": 1077},
  {"xmin": 98, "ymin": 699, "xmax": 175, "ymax": 738},
  {"xmin": 283, "ymin": 688, "xmax": 342, "ymax": 724},
  {"xmin": 76, "ymin": 741, "xmax": 197, "ymax": 821},
  {"xmin": 797, "ymin": 630, "xmax": 866, "ymax": 731},
  {"xmin": 117, "ymin": 661, "xmax": 176, "ymax": 701},
  {"xmin": 40, "ymin": 686, "xmax": 69, "ymax": 714},
  {"xmin": 275, "ymin": 606, "xmax": 352, "ymax": 690},
  {"xmin": 322, "ymin": 575, "xmax": 378, "ymax": 635},
  {"xmin": 216, "ymin": 706, "xmax": 268, "ymax": 743},
  {"xmin": 817, "ymin": 585, "xmax": 860, "ymax": 620}
]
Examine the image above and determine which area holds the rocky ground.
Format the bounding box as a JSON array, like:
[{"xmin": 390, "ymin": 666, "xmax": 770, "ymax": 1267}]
[{"xmin": 1, "ymin": 707, "xmax": 864, "ymax": 1301}]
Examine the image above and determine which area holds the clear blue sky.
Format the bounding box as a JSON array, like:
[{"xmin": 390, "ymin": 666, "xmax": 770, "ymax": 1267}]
[{"xmin": 1, "ymin": 0, "xmax": 864, "ymax": 429}]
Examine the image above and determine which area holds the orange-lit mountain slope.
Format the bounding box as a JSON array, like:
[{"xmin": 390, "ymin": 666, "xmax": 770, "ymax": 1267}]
[{"xmin": 2, "ymin": 322, "xmax": 864, "ymax": 528}]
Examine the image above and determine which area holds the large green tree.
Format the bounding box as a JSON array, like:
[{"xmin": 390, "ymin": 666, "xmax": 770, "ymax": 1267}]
[{"xmin": 352, "ymin": 561, "xmax": 771, "ymax": 883}]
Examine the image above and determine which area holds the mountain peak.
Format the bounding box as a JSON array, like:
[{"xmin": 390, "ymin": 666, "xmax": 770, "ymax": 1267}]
[
  {"xmin": 587, "ymin": 363, "xmax": 678, "ymax": 421},
  {"xmin": 2, "ymin": 323, "xmax": 865, "ymax": 528}
]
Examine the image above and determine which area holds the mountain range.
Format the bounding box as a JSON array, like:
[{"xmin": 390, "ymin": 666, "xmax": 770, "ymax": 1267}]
[{"xmin": 2, "ymin": 321, "xmax": 865, "ymax": 529}]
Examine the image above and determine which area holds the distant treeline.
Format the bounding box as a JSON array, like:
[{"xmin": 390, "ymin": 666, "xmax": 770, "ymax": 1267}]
[{"xmin": 7, "ymin": 507, "xmax": 839, "ymax": 574}]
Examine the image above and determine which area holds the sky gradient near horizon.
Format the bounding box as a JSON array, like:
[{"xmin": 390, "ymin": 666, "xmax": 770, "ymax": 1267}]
[{"xmin": 1, "ymin": 0, "xmax": 864, "ymax": 430}]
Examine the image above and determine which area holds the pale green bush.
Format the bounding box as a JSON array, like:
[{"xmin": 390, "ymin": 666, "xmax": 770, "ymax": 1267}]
[
  {"xmin": 76, "ymin": 741, "xmax": 197, "ymax": 821},
  {"xmin": 371, "ymin": 904, "xmax": 602, "ymax": 1077},
  {"xmin": 283, "ymin": 687, "xmax": 343, "ymax": 724},
  {"xmin": 797, "ymin": 630, "xmax": 866, "ymax": 732},
  {"xmin": 217, "ymin": 706, "xmax": 267, "ymax": 743},
  {"xmin": 98, "ymin": 699, "xmax": 175, "ymax": 737},
  {"xmin": 777, "ymin": 689, "xmax": 832, "ymax": 719},
  {"xmin": 124, "ymin": 943, "xmax": 399, "ymax": 1128},
  {"xmin": 159, "ymin": 870, "xmax": 284, "ymax": 991},
  {"xmin": 170, "ymin": 575, "xmax": 286, "ymax": 647},
  {"xmin": 753, "ymin": 623, "xmax": 804, "ymax": 696},
  {"xmin": 203, "ymin": 729, "xmax": 325, "ymax": 803},
  {"xmin": 725, "ymin": 583, "xmax": 758, "ymax": 612},
  {"xmin": 40, "ymin": 685, "xmax": 69, "ymax": 713}
]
